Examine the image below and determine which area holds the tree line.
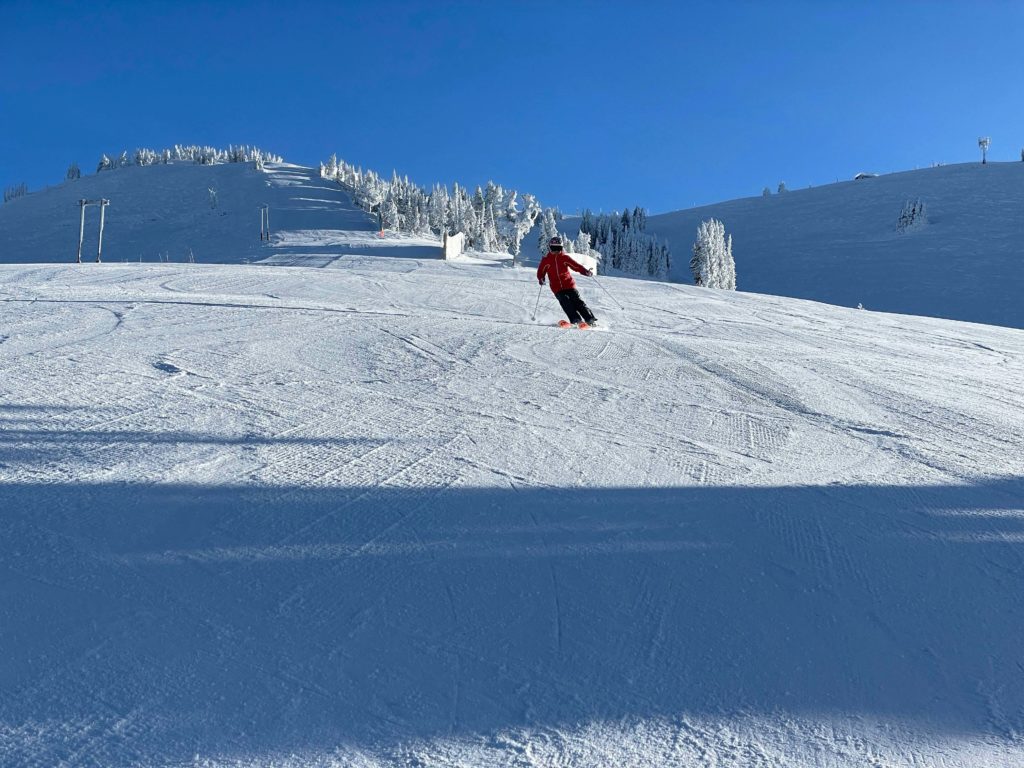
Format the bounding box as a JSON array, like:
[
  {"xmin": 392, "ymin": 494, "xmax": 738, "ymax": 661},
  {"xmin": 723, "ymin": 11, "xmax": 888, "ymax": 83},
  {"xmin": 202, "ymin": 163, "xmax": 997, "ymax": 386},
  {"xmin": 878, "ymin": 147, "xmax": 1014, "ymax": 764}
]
[
  {"xmin": 321, "ymin": 154, "xmax": 673, "ymax": 277},
  {"xmin": 96, "ymin": 145, "xmax": 282, "ymax": 173}
]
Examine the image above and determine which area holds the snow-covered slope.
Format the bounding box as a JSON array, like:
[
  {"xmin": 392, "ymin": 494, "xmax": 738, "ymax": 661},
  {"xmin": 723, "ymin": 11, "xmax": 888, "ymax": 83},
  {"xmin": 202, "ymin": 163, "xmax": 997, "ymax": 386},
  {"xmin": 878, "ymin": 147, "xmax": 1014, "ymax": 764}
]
[
  {"xmin": 8, "ymin": 158, "xmax": 1024, "ymax": 329},
  {"xmin": 0, "ymin": 162, "xmax": 441, "ymax": 267},
  {"xmin": 646, "ymin": 162, "xmax": 1024, "ymax": 329},
  {"xmin": 2, "ymin": 255, "xmax": 1023, "ymax": 766}
]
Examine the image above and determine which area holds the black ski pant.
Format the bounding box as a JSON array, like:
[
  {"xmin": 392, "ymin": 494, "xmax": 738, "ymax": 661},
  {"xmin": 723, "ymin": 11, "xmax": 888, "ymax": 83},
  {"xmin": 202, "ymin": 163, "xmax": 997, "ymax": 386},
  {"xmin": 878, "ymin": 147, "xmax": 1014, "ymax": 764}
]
[{"xmin": 555, "ymin": 288, "xmax": 596, "ymax": 324}]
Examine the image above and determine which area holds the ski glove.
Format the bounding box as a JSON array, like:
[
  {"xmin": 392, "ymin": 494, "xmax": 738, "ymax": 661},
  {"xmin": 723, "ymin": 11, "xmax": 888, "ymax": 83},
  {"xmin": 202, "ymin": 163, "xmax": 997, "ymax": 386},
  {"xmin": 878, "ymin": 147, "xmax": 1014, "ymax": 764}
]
[
  {"xmin": 539, "ymin": 279, "xmax": 545, "ymax": 285},
  {"xmin": 585, "ymin": 269, "xmax": 594, "ymax": 277}
]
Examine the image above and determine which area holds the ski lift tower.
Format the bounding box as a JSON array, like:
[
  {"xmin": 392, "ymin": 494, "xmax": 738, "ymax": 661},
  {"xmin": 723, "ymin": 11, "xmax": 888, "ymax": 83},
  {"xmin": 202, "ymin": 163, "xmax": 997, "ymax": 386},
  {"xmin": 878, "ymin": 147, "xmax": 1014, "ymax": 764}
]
[
  {"xmin": 258, "ymin": 204, "xmax": 270, "ymax": 241},
  {"xmin": 76, "ymin": 198, "xmax": 110, "ymax": 263},
  {"xmin": 978, "ymin": 136, "xmax": 991, "ymax": 165}
]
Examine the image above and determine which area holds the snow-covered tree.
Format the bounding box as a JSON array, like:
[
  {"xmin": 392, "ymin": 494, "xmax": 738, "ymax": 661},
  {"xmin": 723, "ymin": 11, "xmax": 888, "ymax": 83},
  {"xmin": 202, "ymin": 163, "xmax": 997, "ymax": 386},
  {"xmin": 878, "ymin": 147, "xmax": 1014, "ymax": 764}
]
[
  {"xmin": 381, "ymin": 196, "xmax": 400, "ymax": 230},
  {"xmin": 690, "ymin": 218, "xmax": 736, "ymax": 290},
  {"xmin": 762, "ymin": 186, "xmax": 771, "ymax": 197},
  {"xmin": 507, "ymin": 192, "xmax": 540, "ymax": 265},
  {"xmin": 134, "ymin": 148, "xmax": 159, "ymax": 167},
  {"xmin": 896, "ymin": 198, "xmax": 927, "ymax": 233},
  {"xmin": 66, "ymin": 162, "xmax": 81, "ymax": 181},
  {"xmin": 578, "ymin": 207, "xmax": 670, "ymax": 278},
  {"xmin": 319, "ymin": 154, "xmax": 547, "ymax": 261},
  {"xmin": 777, "ymin": 181, "xmax": 787, "ymax": 193},
  {"xmin": 3, "ymin": 182, "xmax": 28, "ymax": 203},
  {"xmin": 574, "ymin": 230, "xmax": 592, "ymax": 257},
  {"xmin": 97, "ymin": 145, "xmax": 282, "ymax": 173},
  {"xmin": 579, "ymin": 209, "xmax": 594, "ymax": 235},
  {"xmin": 537, "ymin": 208, "xmax": 559, "ymax": 257}
]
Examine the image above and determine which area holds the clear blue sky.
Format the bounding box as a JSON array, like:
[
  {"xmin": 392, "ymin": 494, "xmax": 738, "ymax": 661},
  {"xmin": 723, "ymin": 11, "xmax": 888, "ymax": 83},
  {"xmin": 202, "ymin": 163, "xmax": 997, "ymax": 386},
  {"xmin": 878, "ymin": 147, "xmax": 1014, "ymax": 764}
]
[{"xmin": 3, "ymin": 0, "xmax": 1023, "ymax": 214}]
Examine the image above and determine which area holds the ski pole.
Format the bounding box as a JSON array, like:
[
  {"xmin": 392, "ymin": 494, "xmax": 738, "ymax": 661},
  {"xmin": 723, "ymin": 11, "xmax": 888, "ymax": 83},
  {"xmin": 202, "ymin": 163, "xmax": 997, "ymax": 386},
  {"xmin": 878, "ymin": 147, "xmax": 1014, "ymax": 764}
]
[
  {"xmin": 590, "ymin": 273, "xmax": 623, "ymax": 310},
  {"xmin": 531, "ymin": 282, "xmax": 543, "ymax": 321}
]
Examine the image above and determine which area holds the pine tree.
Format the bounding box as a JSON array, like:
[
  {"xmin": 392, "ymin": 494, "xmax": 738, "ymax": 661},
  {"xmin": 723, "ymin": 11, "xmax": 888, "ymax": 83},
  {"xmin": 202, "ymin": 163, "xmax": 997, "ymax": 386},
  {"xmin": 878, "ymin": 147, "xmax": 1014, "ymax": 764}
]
[
  {"xmin": 381, "ymin": 197, "xmax": 400, "ymax": 230},
  {"xmin": 580, "ymin": 209, "xmax": 594, "ymax": 236},
  {"xmin": 538, "ymin": 209, "xmax": 559, "ymax": 257},
  {"xmin": 896, "ymin": 198, "xmax": 927, "ymax": 233},
  {"xmin": 691, "ymin": 218, "xmax": 736, "ymax": 290},
  {"xmin": 575, "ymin": 230, "xmax": 592, "ymax": 257},
  {"xmin": 3, "ymin": 183, "xmax": 28, "ymax": 203}
]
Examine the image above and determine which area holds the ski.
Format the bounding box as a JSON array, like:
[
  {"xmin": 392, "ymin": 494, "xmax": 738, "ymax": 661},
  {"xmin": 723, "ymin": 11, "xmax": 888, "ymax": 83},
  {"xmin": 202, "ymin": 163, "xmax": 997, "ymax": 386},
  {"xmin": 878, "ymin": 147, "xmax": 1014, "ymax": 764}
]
[{"xmin": 553, "ymin": 320, "xmax": 600, "ymax": 330}]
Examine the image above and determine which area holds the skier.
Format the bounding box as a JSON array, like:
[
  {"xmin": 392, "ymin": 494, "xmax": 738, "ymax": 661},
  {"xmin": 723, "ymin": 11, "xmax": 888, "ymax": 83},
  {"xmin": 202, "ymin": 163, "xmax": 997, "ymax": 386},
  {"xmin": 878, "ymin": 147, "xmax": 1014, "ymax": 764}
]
[{"xmin": 537, "ymin": 236, "xmax": 599, "ymax": 328}]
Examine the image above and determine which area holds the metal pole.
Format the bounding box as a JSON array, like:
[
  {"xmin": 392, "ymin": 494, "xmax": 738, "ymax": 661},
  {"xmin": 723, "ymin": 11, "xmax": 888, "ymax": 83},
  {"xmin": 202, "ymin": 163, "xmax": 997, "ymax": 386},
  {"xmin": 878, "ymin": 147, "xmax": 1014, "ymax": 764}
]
[
  {"xmin": 96, "ymin": 200, "xmax": 107, "ymax": 262},
  {"xmin": 531, "ymin": 282, "xmax": 543, "ymax": 321},
  {"xmin": 590, "ymin": 273, "xmax": 623, "ymax": 309},
  {"xmin": 265, "ymin": 206, "xmax": 269, "ymax": 239},
  {"xmin": 77, "ymin": 200, "xmax": 86, "ymax": 264}
]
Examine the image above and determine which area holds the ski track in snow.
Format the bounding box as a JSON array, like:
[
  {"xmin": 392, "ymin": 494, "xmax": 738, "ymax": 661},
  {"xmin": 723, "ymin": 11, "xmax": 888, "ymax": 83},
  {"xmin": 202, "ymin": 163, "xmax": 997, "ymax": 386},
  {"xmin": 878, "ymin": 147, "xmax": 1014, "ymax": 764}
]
[{"xmin": 1, "ymin": 165, "xmax": 1023, "ymax": 767}]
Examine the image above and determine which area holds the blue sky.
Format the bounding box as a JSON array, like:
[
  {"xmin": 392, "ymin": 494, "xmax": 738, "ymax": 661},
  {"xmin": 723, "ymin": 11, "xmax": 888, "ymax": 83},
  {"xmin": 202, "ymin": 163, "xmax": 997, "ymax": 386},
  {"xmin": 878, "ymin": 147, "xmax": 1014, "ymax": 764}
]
[{"xmin": 3, "ymin": 0, "xmax": 1023, "ymax": 213}]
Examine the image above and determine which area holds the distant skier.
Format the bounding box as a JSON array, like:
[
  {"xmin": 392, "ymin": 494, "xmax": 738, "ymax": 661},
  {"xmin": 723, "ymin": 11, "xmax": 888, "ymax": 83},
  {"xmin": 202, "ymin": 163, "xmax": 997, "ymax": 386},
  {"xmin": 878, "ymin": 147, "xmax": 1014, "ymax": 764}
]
[{"xmin": 537, "ymin": 236, "xmax": 598, "ymax": 328}]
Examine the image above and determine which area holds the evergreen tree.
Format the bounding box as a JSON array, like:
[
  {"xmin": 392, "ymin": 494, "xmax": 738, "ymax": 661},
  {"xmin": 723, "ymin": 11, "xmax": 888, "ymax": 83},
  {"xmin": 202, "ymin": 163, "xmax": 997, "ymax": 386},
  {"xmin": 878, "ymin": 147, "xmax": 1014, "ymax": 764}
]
[
  {"xmin": 538, "ymin": 209, "xmax": 559, "ymax": 257},
  {"xmin": 381, "ymin": 196, "xmax": 400, "ymax": 230},
  {"xmin": 575, "ymin": 230, "xmax": 592, "ymax": 257},
  {"xmin": 691, "ymin": 218, "xmax": 736, "ymax": 290},
  {"xmin": 3, "ymin": 183, "xmax": 28, "ymax": 203},
  {"xmin": 896, "ymin": 198, "xmax": 927, "ymax": 232}
]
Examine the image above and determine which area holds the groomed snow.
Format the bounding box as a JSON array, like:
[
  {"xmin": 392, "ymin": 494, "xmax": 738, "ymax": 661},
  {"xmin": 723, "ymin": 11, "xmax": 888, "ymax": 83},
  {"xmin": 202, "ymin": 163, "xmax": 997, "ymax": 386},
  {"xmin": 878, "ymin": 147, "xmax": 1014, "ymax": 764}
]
[
  {"xmin": 2, "ymin": 245, "xmax": 1023, "ymax": 766},
  {"xmin": 645, "ymin": 162, "xmax": 1024, "ymax": 329}
]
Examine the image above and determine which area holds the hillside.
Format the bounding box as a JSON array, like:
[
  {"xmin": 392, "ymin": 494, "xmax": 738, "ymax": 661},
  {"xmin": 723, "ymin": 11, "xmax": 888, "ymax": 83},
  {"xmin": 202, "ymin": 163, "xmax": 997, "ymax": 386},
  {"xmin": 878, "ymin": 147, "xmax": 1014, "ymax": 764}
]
[
  {"xmin": 7, "ymin": 158, "xmax": 1024, "ymax": 331},
  {"xmin": 0, "ymin": 162, "xmax": 440, "ymax": 267},
  {"xmin": 646, "ymin": 162, "xmax": 1024, "ymax": 329},
  {"xmin": 2, "ymin": 253, "xmax": 1023, "ymax": 766}
]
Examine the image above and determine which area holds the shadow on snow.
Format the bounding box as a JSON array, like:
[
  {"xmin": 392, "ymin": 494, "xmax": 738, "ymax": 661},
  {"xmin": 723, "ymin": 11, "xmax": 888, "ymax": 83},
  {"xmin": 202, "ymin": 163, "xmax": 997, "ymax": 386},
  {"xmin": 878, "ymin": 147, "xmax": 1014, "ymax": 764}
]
[{"xmin": 2, "ymin": 465, "xmax": 1023, "ymax": 761}]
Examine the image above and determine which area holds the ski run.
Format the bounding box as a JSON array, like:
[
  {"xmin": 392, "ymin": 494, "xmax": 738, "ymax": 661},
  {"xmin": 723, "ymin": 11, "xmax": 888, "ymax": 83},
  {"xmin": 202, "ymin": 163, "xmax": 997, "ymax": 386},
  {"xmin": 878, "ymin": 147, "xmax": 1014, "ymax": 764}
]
[{"xmin": 1, "ymin": 163, "xmax": 1023, "ymax": 767}]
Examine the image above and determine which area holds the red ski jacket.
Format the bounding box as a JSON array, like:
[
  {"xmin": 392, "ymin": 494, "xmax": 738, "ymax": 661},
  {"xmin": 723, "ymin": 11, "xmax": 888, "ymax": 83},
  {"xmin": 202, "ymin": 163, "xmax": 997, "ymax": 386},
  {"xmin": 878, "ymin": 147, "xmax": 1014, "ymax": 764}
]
[{"xmin": 537, "ymin": 251, "xmax": 589, "ymax": 294}]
